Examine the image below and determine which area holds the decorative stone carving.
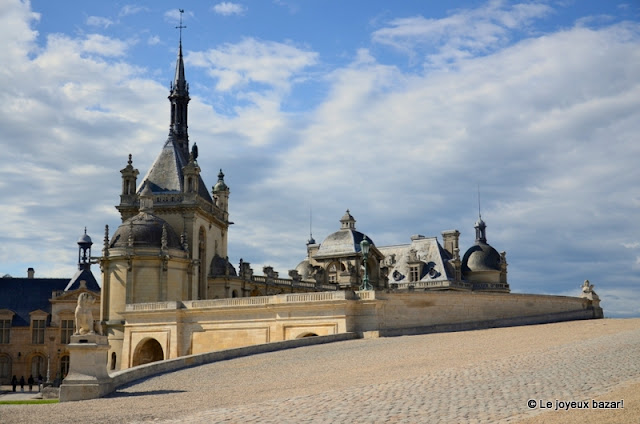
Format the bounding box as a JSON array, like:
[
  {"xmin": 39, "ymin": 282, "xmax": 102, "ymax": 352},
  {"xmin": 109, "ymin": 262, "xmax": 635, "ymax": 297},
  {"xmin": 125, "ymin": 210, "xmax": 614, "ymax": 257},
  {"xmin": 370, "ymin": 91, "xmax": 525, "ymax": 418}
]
[
  {"xmin": 75, "ymin": 293, "xmax": 100, "ymax": 335},
  {"xmin": 407, "ymin": 248, "xmax": 419, "ymax": 263},
  {"xmin": 581, "ymin": 280, "xmax": 599, "ymax": 300},
  {"xmin": 288, "ymin": 269, "xmax": 302, "ymax": 282},
  {"xmin": 312, "ymin": 266, "xmax": 325, "ymax": 284}
]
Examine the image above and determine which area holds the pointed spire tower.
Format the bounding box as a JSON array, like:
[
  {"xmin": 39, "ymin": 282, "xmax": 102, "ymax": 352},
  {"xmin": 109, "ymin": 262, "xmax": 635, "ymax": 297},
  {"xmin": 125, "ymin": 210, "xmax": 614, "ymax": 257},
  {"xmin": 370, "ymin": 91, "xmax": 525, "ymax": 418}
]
[
  {"xmin": 169, "ymin": 10, "xmax": 190, "ymax": 158},
  {"xmin": 107, "ymin": 8, "xmax": 232, "ymax": 309}
]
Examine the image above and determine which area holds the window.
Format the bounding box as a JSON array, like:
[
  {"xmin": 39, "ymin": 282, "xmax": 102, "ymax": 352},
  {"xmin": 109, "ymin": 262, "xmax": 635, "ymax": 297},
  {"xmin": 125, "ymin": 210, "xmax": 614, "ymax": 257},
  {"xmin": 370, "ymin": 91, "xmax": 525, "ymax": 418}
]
[
  {"xmin": 0, "ymin": 319, "xmax": 10, "ymax": 344},
  {"xmin": 30, "ymin": 355, "xmax": 45, "ymax": 378},
  {"xmin": 328, "ymin": 263, "xmax": 339, "ymax": 283},
  {"xmin": 32, "ymin": 319, "xmax": 45, "ymax": 344},
  {"xmin": 409, "ymin": 266, "xmax": 420, "ymax": 283},
  {"xmin": 61, "ymin": 320, "xmax": 74, "ymax": 344},
  {"xmin": 60, "ymin": 355, "xmax": 70, "ymax": 379},
  {"xmin": 0, "ymin": 355, "xmax": 11, "ymax": 380}
]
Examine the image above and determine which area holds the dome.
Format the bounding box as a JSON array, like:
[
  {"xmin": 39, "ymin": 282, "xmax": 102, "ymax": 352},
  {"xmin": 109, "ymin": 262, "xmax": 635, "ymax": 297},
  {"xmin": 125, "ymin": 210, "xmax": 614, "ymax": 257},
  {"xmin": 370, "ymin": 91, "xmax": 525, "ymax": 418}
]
[
  {"xmin": 213, "ymin": 169, "xmax": 228, "ymax": 192},
  {"xmin": 109, "ymin": 212, "xmax": 182, "ymax": 250},
  {"xmin": 462, "ymin": 242, "xmax": 501, "ymax": 272},
  {"xmin": 295, "ymin": 258, "xmax": 314, "ymax": 279},
  {"xmin": 314, "ymin": 210, "xmax": 374, "ymax": 258},
  {"xmin": 209, "ymin": 254, "xmax": 237, "ymax": 277},
  {"xmin": 77, "ymin": 229, "xmax": 93, "ymax": 247},
  {"xmin": 315, "ymin": 229, "xmax": 373, "ymax": 258}
]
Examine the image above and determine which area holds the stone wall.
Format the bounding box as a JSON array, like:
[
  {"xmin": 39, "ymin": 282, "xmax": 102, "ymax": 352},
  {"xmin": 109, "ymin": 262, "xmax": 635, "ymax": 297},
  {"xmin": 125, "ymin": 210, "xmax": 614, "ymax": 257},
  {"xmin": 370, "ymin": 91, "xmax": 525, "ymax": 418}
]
[
  {"xmin": 349, "ymin": 291, "xmax": 600, "ymax": 336},
  {"xmin": 117, "ymin": 290, "xmax": 601, "ymax": 370}
]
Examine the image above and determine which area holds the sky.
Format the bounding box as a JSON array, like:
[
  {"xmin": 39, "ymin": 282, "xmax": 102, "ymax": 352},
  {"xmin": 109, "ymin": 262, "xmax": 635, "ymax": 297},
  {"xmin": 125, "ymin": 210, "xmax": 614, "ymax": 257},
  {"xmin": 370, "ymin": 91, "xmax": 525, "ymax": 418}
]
[{"xmin": 1, "ymin": 0, "xmax": 639, "ymax": 317}]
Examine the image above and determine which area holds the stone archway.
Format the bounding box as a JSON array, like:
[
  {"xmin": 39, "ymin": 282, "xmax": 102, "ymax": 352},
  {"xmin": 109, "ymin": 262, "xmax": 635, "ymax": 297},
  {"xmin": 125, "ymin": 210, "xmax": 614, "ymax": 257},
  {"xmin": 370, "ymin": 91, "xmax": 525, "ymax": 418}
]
[{"xmin": 132, "ymin": 338, "xmax": 164, "ymax": 367}]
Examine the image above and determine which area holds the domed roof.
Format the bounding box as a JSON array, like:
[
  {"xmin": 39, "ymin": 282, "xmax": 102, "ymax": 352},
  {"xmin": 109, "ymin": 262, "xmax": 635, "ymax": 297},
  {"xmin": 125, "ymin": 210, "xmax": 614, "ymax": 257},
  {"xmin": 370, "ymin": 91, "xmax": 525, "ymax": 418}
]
[
  {"xmin": 315, "ymin": 210, "xmax": 374, "ymax": 258},
  {"xmin": 77, "ymin": 228, "xmax": 93, "ymax": 247},
  {"xmin": 209, "ymin": 254, "xmax": 237, "ymax": 277},
  {"xmin": 295, "ymin": 258, "xmax": 314, "ymax": 279},
  {"xmin": 462, "ymin": 242, "xmax": 501, "ymax": 272},
  {"xmin": 316, "ymin": 229, "xmax": 373, "ymax": 257},
  {"xmin": 109, "ymin": 212, "xmax": 182, "ymax": 250},
  {"xmin": 213, "ymin": 169, "xmax": 228, "ymax": 192}
]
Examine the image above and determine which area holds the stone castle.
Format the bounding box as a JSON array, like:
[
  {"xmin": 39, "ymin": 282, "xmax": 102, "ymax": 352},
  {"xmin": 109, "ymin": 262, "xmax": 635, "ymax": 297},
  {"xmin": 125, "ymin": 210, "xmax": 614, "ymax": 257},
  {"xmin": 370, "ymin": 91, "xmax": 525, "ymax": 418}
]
[{"xmin": 94, "ymin": 39, "xmax": 602, "ymax": 372}]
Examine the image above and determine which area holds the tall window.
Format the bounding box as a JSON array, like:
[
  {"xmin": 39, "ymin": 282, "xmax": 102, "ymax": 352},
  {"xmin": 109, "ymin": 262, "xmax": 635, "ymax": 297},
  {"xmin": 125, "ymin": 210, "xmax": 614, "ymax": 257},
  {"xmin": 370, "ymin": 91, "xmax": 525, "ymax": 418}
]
[
  {"xmin": 59, "ymin": 355, "xmax": 70, "ymax": 379},
  {"xmin": 0, "ymin": 319, "xmax": 10, "ymax": 344},
  {"xmin": 198, "ymin": 227, "xmax": 207, "ymax": 300},
  {"xmin": 0, "ymin": 355, "xmax": 11, "ymax": 381},
  {"xmin": 32, "ymin": 319, "xmax": 45, "ymax": 344},
  {"xmin": 409, "ymin": 266, "xmax": 420, "ymax": 283},
  {"xmin": 30, "ymin": 355, "xmax": 45, "ymax": 378},
  {"xmin": 61, "ymin": 320, "xmax": 74, "ymax": 344}
]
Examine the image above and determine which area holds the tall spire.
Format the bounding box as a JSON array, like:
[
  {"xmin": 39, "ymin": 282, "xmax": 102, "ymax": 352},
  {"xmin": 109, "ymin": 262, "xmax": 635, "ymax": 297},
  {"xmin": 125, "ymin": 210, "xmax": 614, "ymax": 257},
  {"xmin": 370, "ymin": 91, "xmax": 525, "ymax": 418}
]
[
  {"xmin": 169, "ymin": 9, "xmax": 190, "ymax": 159},
  {"xmin": 475, "ymin": 186, "xmax": 487, "ymax": 244}
]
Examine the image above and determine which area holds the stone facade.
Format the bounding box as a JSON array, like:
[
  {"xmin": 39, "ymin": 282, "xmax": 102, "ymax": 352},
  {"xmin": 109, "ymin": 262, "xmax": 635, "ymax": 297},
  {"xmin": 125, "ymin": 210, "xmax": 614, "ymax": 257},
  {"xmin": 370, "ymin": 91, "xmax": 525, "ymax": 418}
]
[
  {"xmin": 0, "ymin": 235, "xmax": 100, "ymax": 386},
  {"xmin": 96, "ymin": 39, "xmax": 602, "ymax": 375}
]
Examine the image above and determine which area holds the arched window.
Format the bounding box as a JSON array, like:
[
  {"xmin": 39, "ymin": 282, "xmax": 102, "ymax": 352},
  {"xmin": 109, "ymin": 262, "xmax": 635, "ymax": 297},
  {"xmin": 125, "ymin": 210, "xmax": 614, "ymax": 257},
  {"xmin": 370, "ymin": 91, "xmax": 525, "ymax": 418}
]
[
  {"xmin": 232, "ymin": 290, "xmax": 238, "ymax": 298},
  {"xmin": 30, "ymin": 355, "xmax": 46, "ymax": 379},
  {"xmin": 111, "ymin": 352, "xmax": 117, "ymax": 371}
]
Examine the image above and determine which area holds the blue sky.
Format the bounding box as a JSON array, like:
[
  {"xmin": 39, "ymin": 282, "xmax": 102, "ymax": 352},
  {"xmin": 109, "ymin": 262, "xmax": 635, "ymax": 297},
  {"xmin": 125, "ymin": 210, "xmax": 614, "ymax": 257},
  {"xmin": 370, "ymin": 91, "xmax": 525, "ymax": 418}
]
[{"xmin": 1, "ymin": 0, "xmax": 639, "ymax": 317}]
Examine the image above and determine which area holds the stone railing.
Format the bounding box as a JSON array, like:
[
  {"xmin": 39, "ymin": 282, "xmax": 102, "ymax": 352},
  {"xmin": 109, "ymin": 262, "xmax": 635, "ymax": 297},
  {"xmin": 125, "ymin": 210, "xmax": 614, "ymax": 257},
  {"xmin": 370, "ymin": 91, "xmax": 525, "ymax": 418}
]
[
  {"xmin": 251, "ymin": 275, "xmax": 338, "ymax": 292},
  {"xmin": 186, "ymin": 297, "xmax": 270, "ymax": 309},
  {"xmin": 284, "ymin": 291, "xmax": 355, "ymax": 303},
  {"xmin": 125, "ymin": 301, "xmax": 180, "ymax": 312},
  {"xmin": 126, "ymin": 291, "xmax": 356, "ymax": 313},
  {"xmin": 356, "ymin": 290, "xmax": 376, "ymax": 300},
  {"xmin": 391, "ymin": 280, "xmax": 473, "ymax": 290}
]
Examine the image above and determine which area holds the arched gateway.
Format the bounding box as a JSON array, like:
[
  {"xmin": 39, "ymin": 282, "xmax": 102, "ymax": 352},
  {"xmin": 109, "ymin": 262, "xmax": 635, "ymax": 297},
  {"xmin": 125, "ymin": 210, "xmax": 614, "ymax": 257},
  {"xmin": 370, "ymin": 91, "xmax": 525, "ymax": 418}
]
[{"xmin": 132, "ymin": 338, "xmax": 164, "ymax": 367}]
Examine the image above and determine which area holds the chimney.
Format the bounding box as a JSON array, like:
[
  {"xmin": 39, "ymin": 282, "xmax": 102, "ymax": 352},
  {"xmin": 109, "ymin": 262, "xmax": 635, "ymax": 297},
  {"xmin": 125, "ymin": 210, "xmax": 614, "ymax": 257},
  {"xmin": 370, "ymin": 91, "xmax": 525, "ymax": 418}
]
[
  {"xmin": 441, "ymin": 230, "xmax": 460, "ymax": 257},
  {"xmin": 27, "ymin": 268, "xmax": 35, "ymax": 278}
]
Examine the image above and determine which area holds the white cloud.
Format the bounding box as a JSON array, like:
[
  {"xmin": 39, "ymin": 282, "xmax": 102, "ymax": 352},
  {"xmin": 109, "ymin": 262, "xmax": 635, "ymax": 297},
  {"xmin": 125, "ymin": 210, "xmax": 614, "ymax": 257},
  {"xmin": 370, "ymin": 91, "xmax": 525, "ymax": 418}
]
[
  {"xmin": 119, "ymin": 5, "xmax": 147, "ymax": 17},
  {"xmin": 212, "ymin": 2, "xmax": 247, "ymax": 16},
  {"xmin": 372, "ymin": 0, "xmax": 551, "ymax": 66},
  {"xmin": 86, "ymin": 16, "xmax": 114, "ymax": 29},
  {"xmin": 148, "ymin": 35, "xmax": 161, "ymax": 45},
  {"xmin": 189, "ymin": 37, "xmax": 318, "ymax": 92},
  {"xmin": 81, "ymin": 34, "xmax": 130, "ymax": 57},
  {"xmin": 1, "ymin": 0, "xmax": 639, "ymax": 318}
]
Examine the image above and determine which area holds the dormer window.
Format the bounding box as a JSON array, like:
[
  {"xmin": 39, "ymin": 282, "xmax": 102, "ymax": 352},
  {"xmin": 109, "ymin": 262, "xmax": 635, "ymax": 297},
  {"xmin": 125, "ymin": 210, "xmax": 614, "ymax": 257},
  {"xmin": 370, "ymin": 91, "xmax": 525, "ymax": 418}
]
[{"xmin": 409, "ymin": 266, "xmax": 420, "ymax": 282}]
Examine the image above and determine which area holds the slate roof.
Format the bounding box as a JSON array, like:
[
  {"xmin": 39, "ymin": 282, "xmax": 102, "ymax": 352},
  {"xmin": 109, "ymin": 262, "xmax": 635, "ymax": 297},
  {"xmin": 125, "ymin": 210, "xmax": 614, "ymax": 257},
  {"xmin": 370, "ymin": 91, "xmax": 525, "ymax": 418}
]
[
  {"xmin": 64, "ymin": 268, "xmax": 101, "ymax": 292},
  {"xmin": 377, "ymin": 237, "xmax": 454, "ymax": 283},
  {"xmin": 0, "ymin": 277, "xmax": 69, "ymax": 327},
  {"xmin": 462, "ymin": 242, "xmax": 502, "ymax": 272},
  {"xmin": 110, "ymin": 211, "xmax": 183, "ymax": 249},
  {"xmin": 0, "ymin": 268, "xmax": 100, "ymax": 327},
  {"xmin": 138, "ymin": 137, "xmax": 214, "ymax": 204},
  {"xmin": 314, "ymin": 229, "xmax": 373, "ymax": 259}
]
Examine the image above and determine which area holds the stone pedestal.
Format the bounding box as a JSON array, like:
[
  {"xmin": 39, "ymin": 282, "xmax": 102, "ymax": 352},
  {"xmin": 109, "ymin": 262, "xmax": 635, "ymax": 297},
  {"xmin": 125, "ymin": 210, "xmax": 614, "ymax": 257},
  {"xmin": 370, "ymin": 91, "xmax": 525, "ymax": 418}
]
[{"xmin": 59, "ymin": 334, "xmax": 112, "ymax": 402}]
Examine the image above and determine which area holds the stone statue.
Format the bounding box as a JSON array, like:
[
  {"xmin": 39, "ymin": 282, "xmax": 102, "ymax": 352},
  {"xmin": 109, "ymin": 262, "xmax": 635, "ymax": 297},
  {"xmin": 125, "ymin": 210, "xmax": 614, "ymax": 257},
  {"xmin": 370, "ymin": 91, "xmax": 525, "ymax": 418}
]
[
  {"xmin": 580, "ymin": 280, "xmax": 600, "ymax": 301},
  {"xmin": 74, "ymin": 293, "xmax": 97, "ymax": 335}
]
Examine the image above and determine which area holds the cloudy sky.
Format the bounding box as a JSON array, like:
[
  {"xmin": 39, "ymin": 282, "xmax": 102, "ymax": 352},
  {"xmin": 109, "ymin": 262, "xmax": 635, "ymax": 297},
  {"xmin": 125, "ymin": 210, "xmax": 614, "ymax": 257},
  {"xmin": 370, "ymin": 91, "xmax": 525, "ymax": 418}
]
[{"xmin": 1, "ymin": 0, "xmax": 639, "ymax": 317}]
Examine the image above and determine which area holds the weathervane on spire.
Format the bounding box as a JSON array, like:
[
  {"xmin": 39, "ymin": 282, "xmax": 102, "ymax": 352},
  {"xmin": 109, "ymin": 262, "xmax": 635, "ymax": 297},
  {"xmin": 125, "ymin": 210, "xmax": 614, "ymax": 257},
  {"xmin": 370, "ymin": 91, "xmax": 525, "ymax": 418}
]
[{"xmin": 176, "ymin": 9, "xmax": 186, "ymax": 43}]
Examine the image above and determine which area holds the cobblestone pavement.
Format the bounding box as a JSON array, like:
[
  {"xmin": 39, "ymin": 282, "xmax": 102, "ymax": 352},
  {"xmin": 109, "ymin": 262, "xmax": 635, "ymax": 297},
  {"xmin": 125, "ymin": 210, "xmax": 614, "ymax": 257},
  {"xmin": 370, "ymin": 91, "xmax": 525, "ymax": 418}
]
[
  {"xmin": 1, "ymin": 320, "xmax": 638, "ymax": 423},
  {"xmin": 150, "ymin": 328, "xmax": 639, "ymax": 423}
]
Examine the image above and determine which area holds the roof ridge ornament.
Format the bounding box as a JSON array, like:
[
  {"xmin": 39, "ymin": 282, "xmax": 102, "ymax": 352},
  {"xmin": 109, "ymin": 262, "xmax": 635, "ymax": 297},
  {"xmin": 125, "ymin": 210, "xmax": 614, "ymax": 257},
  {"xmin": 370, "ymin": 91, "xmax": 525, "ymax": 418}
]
[{"xmin": 176, "ymin": 9, "xmax": 186, "ymax": 45}]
